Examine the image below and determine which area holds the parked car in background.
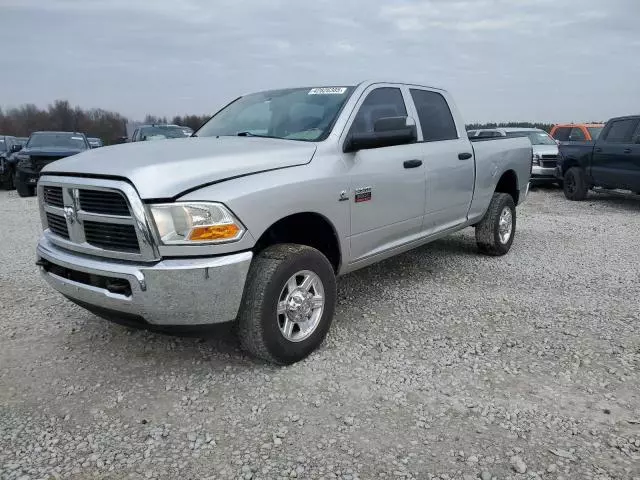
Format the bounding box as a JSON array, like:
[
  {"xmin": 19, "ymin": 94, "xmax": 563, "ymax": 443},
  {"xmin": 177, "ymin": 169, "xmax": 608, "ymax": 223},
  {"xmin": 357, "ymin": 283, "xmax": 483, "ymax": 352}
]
[
  {"xmin": 130, "ymin": 124, "xmax": 190, "ymax": 142},
  {"xmin": 15, "ymin": 131, "xmax": 90, "ymax": 197},
  {"xmin": 557, "ymin": 115, "xmax": 640, "ymax": 200},
  {"xmin": 87, "ymin": 137, "xmax": 104, "ymax": 148},
  {"xmin": 466, "ymin": 129, "xmax": 504, "ymax": 138},
  {"xmin": 35, "ymin": 81, "xmax": 531, "ymax": 364},
  {"xmin": 551, "ymin": 123, "xmax": 604, "ymax": 143},
  {"xmin": 0, "ymin": 135, "xmax": 22, "ymax": 189},
  {"xmin": 469, "ymin": 128, "xmax": 559, "ymax": 185},
  {"xmin": 180, "ymin": 126, "xmax": 194, "ymax": 137}
]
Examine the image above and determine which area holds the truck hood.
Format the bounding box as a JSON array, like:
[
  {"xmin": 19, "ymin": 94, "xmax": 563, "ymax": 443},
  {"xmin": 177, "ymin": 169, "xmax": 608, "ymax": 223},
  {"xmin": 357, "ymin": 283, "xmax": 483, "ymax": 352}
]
[
  {"xmin": 22, "ymin": 146, "xmax": 86, "ymax": 157},
  {"xmin": 532, "ymin": 145, "xmax": 559, "ymax": 156},
  {"xmin": 43, "ymin": 136, "xmax": 317, "ymax": 199}
]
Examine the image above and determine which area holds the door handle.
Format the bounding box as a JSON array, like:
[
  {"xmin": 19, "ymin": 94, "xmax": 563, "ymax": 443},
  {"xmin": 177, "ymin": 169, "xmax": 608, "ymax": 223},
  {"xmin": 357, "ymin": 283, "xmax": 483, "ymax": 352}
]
[
  {"xmin": 458, "ymin": 152, "xmax": 473, "ymax": 160},
  {"xmin": 403, "ymin": 159, "xmax": 422, "ymax": 168},
  {"xmin": 594, "ymin": 147, "xmax": 603, "ymax": 153},
  {"xmin": 623, "ymin": 148, "xmax": 632, "ymax": 154}
]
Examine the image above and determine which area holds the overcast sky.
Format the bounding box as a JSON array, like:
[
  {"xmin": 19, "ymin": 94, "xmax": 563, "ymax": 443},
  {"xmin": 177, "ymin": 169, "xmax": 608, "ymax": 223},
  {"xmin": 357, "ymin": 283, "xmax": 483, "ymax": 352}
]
[{"xmin": 1, "ymin": 0, "xmax": 638, "ymax": 123}]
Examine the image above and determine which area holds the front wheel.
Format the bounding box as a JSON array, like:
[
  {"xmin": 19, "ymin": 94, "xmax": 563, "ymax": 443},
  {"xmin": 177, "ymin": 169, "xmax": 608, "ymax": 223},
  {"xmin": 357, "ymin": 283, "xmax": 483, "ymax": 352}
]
[
  {"xmin": 563, "ymin": 167, "xmax": 588, "ymax": 201},
  {"xmin": 15, "ymin": 177, "xmax": 34, "ymax": 197},
  {"xmin": 238, "ymin": 244, "xmax": 336, "ymax": 365},
  {"xmin": 475, "ymin": 192, "xmax": 516, "ymax": 256}
]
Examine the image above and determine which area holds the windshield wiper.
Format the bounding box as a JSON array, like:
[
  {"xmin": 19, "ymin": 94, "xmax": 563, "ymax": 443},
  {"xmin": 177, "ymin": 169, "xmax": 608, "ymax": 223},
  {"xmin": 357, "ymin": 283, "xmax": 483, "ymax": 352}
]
[{"xmin": 236, "ymin": 131, "xmax": 260, "ymax": 137}]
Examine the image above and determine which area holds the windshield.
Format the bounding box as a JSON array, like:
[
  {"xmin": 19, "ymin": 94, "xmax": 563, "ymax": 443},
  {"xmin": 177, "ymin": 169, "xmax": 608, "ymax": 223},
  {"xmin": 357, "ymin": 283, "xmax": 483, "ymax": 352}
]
[
  {"xmin": 139, "ymin": 126, "xmax": 186, "ymax": 140},
  {"xmin": 27, "ymin": 133, "xmax": 88, "ymax": 149},
  {"xmin": 195, "ymin": 86, "xmax": 355, "ymax": 142},
  {"xmin": 506, "ymin": 130, "xmax": 556, "ymax": 145},
  {"xmin": 587, "ymin": 127, "xmax": 603, "ymax": 140}
]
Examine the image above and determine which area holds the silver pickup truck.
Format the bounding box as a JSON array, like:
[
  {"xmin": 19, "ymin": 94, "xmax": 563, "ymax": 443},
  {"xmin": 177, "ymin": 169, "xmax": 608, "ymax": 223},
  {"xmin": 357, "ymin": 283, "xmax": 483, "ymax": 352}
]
[{"xmin": 36, "ymin": 81, "xmax": 531, "ymax": 364}]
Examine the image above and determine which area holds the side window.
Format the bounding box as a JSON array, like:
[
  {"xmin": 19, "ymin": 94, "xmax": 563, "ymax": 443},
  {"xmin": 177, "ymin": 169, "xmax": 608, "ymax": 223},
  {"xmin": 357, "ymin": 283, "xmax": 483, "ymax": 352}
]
[
  {"xmin": 568, "ymin": 127, "xmax": 586, "ymax": 141},
  {"xmin": 553, "ymin": 127, "xmax": 571, "ymax": 141},
  {"xmin": 350, "ymin": 87, "xmax": 407, "ymax": 135},
  {"xmin": 410, "ymin": 89, "xmax": 458, "ymax": 142},
  {"xmin": 633, "ymin": 122, "xmax": 640, "ymax": 144},
  {"xmin": 603, "ymin": 119, "xmax": 638, "ymax": 144}
]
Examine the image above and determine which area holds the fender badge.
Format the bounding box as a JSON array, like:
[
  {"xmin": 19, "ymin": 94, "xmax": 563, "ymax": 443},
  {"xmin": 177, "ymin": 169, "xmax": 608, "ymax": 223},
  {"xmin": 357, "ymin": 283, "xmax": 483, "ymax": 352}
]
[{"xmin": 354, "ymin": 186, "xmax": 372, "ymax": 203}]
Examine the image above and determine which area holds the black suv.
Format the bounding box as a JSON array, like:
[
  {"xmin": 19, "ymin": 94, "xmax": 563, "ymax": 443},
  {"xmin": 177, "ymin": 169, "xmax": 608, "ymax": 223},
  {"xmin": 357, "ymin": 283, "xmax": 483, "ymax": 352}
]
[
  {"xmin": 14, "ymin": 131, "xmax": 90, "ymax": 197},
  {"xmin": 0, "ymin": 135, "xmax": 25, "ymax": 189}
]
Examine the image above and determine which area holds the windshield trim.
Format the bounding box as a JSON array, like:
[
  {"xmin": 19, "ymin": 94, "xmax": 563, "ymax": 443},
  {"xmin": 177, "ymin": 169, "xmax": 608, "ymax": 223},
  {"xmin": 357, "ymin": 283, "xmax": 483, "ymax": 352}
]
[{"xmin": 194, "ymin": 86, "xmax": 356, "ymax": 143}]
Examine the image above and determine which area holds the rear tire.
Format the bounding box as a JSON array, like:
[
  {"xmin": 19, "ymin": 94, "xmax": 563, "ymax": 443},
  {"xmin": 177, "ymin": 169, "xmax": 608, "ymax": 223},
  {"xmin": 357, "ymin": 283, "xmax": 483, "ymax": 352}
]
[
  {"xmin": 563, "ymin": 167, "xmax": 588, "ymax": 201},
  {"xmin": 475, "ymin": 192, "xmax": 516, "ymax": 256},
  {"xmin": 238, "ymin": 244, "xmax": 336, "ymax": 365}
]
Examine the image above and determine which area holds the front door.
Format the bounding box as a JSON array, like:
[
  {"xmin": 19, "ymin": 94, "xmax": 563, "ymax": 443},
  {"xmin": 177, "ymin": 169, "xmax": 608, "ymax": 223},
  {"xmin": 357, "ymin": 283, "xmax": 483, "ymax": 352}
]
[
  {"xmin": 591, "ymin": 118, "xmax": 639, "ymax": 188},
  {"xmin": 343, "ymin": 86, "xmax": 427, "ymax": 263}
]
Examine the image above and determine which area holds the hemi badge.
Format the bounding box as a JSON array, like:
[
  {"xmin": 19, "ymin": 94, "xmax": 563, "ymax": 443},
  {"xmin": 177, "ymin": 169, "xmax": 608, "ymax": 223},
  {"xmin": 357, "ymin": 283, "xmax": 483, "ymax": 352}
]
[{"xmin": 354, "ymin": 186, "xmax": 372, "ymax": 203}]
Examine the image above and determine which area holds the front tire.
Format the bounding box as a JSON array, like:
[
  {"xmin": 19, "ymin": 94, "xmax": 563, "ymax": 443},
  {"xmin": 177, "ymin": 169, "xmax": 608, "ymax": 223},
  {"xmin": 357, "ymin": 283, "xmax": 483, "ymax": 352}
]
[
  {"xmin": 15, "ymin": 176, "xmax": 34, "ymax": 197},
  {"xmin": 238, "ymin": 244, "xmax": 336, "ymax": 365},
  {"xmin": 563, "ymin": 167, "xmax": 588, "ymax": 201},
  {"xmin": 475, "ymin": 193, "xmax": 516, "ymax": 256}
]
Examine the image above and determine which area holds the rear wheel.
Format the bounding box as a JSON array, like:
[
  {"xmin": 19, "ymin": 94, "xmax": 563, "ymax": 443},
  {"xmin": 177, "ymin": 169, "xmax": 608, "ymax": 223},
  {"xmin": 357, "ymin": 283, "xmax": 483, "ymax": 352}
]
[
  {"xmin": 238, "ymin": 244, "xmax": 336, "ymax": 365},
  {"xmin": 563, "ymin": 167, "xmax": 588, "ymax": 201},
  {"xmin": 475, "ymin": 192, "xmax": 516, "ymax": 256}
]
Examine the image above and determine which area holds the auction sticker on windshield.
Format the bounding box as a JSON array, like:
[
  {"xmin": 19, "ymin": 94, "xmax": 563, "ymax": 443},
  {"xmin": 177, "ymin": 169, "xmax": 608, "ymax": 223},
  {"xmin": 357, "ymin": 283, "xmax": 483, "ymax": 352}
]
[{"xmin": 308, "ymin": 87, "xmax": 347, "ymax": 95}]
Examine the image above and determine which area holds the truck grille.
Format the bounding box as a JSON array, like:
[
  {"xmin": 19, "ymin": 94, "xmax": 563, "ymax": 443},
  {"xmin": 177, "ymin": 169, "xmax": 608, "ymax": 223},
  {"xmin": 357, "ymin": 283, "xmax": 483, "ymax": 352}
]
[
  {"xmin": 540, "ymin": 154, "xmax": 557, "ymax": 168},
  {"xmin": 79, "ymin": 190, "xmax": 130, "ymax": 216},
  {"xmin": 84, "ymin": 221, "xmax": 140, "ymax": 252},
  {"xmin": 43, "ymin": 186, "xmax": 64, "ymax": 208},
  {"xmin": 38, "ymin": 179, "xmax": 157, "ymax": 261},
  {"xmin": 32, "ymin": 156, "xmax": 64, "ymax": 172},
  {"xmin": 45, "ymin": 212, "xmax": 70, "ymax": 239}
]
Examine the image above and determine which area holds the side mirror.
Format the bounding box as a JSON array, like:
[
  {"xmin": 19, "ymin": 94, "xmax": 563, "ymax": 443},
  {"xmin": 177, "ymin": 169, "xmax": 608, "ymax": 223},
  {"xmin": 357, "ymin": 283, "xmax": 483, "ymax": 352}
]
[
  {"xmin": 10, "ymin": 144, "xmax": 22, "ymax": 153},
  {"xmin": 344, "ymin": 116, "xmax": 417, "ymax": 153}
]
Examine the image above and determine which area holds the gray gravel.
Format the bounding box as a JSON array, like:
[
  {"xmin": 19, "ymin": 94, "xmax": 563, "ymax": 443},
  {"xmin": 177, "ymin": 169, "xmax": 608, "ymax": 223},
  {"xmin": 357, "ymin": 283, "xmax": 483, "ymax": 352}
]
[{"xmin": 1, "ymin": 186, "xmax": 640, "ymax": 480}]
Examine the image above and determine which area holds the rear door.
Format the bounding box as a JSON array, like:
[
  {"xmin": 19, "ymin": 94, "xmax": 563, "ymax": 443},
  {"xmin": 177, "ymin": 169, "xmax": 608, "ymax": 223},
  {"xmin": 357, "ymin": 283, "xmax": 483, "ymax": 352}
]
[
  {"xmin": 409, "ymin": 88, "xmax": 475, "ymax": 233},
  {"xmin": 592, "ymin": 118, "xmax": 639, "ymax": 188},
  {"xmin": 629, "ymin": 123, "xmax": 640, "ymax": 192}
]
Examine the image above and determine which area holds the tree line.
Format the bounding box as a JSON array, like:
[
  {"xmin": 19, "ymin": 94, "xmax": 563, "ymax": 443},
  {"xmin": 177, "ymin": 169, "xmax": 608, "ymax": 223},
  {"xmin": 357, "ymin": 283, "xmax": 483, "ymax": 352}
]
[
  {"xmin": 2, "ymin": 99, "xmax": 583, "ymax": 144},
  {"xmin": 0, "ymin": 100, "xmax": 211, "ymax": 145}
]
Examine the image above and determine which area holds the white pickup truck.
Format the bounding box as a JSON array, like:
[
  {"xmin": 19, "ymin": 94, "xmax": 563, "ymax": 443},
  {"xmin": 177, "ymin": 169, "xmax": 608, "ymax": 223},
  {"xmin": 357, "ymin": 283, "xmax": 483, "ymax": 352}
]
[{"xmin": 36, "ymin": 81, "xmax": 532, "ymax": 364}]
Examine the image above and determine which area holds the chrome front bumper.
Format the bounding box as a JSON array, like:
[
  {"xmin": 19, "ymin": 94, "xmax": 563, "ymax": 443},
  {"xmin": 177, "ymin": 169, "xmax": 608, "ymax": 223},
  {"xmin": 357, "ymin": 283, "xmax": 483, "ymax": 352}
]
[
  {"xmin": 531, "ymin": 165, "xmax": 557, "ymax": 179},
  {"xmin": 37, "ymin": 237, "xmax": 253, "ymax": 326}
]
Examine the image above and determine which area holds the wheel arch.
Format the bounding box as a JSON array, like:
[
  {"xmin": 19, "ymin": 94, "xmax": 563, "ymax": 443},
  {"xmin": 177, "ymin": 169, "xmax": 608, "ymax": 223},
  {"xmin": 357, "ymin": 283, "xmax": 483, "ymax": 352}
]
[
  {"xmin": 495, "ymin": 169, "xmax": 519, "ymax": 205},
  {"xmin": 253, "ymin": 211, "xmax": 342, "ymax": 273}
]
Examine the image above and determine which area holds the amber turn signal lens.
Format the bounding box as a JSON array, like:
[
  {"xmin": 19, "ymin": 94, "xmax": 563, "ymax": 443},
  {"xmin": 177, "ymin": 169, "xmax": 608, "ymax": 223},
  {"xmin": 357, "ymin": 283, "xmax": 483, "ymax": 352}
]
[{"xmin": 188, "ymin": 224, "xmax": 240, "ymax": 241}]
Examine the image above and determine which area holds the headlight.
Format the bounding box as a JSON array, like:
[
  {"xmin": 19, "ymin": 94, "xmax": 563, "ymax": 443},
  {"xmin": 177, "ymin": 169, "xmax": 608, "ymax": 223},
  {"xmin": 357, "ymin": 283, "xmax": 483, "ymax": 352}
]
[
  {"xmin": 16, "ymin": 154, "xmax": 30, "ymax": 168},
  {"xmin": 532, "ymin": 153, "xmax": 540, "ymax": 165},
  {"xmin": 149, "ymin": 202, "xmax": 244, "ymax": 244}
]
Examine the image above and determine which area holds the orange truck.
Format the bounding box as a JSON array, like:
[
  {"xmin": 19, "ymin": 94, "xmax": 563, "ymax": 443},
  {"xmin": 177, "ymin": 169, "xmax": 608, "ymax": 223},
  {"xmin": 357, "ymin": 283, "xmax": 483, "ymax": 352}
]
[{"xmin": 550, "ymin": 123, "xmax": 604, "ymax": 142}]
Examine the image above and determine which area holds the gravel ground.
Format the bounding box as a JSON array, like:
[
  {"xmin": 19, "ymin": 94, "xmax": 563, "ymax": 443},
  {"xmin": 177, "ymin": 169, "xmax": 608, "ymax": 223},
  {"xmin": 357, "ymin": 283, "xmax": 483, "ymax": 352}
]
[{"xmin": 1, "ymin": 187, "xmax": 639, "ymax": 480}]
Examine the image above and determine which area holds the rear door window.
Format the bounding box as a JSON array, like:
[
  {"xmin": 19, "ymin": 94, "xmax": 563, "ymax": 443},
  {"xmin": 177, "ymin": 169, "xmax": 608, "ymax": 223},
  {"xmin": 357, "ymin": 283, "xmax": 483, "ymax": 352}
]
[
  {"xmin": 569, "ymin": 128, "xmax": 586, "ymax": 141},
  {"xmin": 603, "ymin": 119, "xmax": 639, "ymax": 144},
  {"xmin": 633, "ymin": 122, "xmax": 640, "ymax": 144},
  {"xmin": 552, "ymin": 127, "xmax": 571, "ymax": 141},
  {"xmin": 409, "ymin": 89, "xmax": 458, "ymax": 142}
]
